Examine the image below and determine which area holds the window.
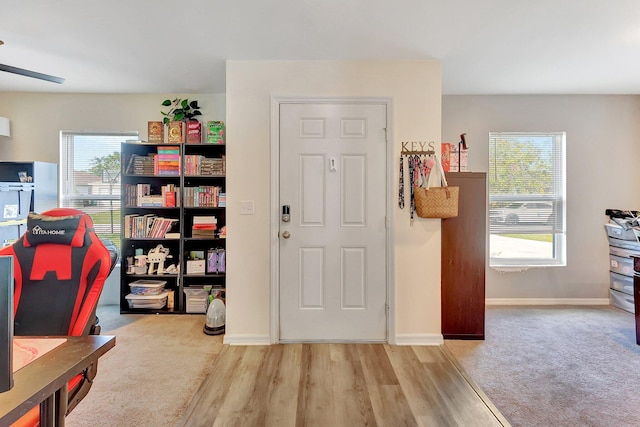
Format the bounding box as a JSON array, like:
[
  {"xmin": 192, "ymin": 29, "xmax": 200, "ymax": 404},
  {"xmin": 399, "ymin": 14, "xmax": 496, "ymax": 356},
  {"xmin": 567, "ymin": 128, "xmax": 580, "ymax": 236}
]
[
  {"xmin": 60, "ymin": 131, "xmax": 139, "ymax": 249},
  {"xmin": 488, "ymin": 132, "xmax": 566, "ymax": 267}
]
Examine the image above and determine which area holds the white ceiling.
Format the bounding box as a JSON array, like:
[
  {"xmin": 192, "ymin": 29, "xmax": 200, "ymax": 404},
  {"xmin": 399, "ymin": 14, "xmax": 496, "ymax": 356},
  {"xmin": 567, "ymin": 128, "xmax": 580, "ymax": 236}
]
[{"xmin": 1, "ymin": 0, "xmax": 640, "ymax": 95}]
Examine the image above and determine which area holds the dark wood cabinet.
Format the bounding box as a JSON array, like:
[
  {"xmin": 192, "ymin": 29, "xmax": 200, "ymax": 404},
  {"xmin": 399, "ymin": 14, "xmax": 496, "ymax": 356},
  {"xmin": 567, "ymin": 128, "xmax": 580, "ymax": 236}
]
[
  {"xmin": 632, "ymin": 256, "xmax": 640, "ymax": 345},
  {"xmin": 441, "ymin": 172, "xmax": 487, "ymax": 340}
]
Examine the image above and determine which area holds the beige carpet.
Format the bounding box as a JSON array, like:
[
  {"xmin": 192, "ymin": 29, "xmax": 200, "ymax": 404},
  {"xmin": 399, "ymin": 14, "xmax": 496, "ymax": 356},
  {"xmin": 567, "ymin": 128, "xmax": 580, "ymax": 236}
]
[
  {"xmin": 445, "ymin": 305, "xmax": 640, "ymax": 427},
  {"xmin": 65, "ymin": 305, "xmax": 223, "ymax": 427}
]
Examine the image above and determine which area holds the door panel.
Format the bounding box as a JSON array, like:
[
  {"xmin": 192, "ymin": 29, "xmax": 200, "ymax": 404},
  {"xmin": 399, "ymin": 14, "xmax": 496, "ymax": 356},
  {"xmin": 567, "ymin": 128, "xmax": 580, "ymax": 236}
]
[{"xmin": 279, "ymin": 102, "xmax": 388, "ymax": 341}]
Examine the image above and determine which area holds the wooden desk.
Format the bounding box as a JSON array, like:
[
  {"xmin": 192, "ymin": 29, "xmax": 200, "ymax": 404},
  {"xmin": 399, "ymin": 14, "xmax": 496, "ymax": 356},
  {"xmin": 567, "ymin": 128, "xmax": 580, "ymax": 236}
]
[{"xmin": 0, "ymin": 335, "xmax": 115, "ymax": 427}]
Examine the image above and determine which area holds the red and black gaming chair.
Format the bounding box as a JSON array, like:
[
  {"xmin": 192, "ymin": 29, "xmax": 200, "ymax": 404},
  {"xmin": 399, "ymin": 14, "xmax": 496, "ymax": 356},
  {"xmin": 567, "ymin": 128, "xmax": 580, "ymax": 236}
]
[{"xmin": 0, "ymin": 208, "xmax": 118, "ymax": 427}]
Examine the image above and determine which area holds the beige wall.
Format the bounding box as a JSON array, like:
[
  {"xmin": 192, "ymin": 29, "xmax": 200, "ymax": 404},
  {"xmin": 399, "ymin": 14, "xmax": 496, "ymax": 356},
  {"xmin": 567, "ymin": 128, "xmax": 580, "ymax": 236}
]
[
  {"xmin": 0, "ymin": 93, "xmax": 225, "ymax": 162},
  {"xmin": 442, "ymin": 95, "xmax": 640, "ymax": 301},
  {"xmin": 226, "ymin": 61, "xmax": 443, "ymax": 343}
]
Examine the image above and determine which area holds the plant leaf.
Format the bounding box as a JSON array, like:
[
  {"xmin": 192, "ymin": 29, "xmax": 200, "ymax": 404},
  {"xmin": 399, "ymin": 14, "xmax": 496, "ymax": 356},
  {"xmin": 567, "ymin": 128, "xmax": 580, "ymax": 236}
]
[
  {"xmin": 162, "ymin": 99, "xmax": 172, "ymax": 106},
  {"xmin": 181, "ymin": 99, "xmax": 189, "ymax": 109},
  {"xmin": 190, "ymin": 101, "xmax": 200, "ymax": 109}
]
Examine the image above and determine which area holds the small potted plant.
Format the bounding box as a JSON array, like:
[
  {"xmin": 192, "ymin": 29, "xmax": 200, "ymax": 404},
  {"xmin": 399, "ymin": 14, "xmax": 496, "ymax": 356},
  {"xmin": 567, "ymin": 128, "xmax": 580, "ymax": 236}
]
[{"xmin": 161, "ymin": 98, "xmax": 203, "ymax": 143}]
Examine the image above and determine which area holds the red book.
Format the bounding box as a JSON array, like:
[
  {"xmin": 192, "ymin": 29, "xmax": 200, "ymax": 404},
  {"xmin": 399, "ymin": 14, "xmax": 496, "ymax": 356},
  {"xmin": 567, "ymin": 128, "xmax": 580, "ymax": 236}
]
[
  {"xmin": 186, "ymin": 121, "xmax": 202, "ymax": 144},
  {"xmin": 165, "ymin": 192, "xmax": 176, "ymax": 207}
]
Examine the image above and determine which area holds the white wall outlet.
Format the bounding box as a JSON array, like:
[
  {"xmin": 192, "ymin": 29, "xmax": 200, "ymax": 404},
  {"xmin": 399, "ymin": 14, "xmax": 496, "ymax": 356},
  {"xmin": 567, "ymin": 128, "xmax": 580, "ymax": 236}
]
[{"xmin": 240, "ymin": 200, "xmax": 255, "ymax": 215}]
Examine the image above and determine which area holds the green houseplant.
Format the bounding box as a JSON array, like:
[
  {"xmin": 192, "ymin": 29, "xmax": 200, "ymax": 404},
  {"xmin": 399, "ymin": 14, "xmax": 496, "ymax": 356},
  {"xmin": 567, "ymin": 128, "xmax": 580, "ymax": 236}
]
[{"xmin": 161, "ymin": 98, "xmax": 202, "ymax": 125}]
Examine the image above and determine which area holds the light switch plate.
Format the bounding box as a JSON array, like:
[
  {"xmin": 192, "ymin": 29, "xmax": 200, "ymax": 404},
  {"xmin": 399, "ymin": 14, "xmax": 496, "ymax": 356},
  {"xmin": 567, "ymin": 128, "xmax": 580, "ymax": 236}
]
[{"xmin": 240, "ymin": 200, "xmax": 255, "ymax": 215}]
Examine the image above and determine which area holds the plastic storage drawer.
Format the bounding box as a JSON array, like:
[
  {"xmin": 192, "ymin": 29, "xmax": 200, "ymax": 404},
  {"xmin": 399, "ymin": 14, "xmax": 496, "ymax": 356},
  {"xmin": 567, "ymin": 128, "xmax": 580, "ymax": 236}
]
[
  {"xmin": 125, "ymin": 290, "xmax": 169, "ymax": 309},
  {"xmin": 605, "ymin": 223, "xmax": 637, "ymax": 241},
  {"xmin": 610, "ymin": 272, "xmax": 634, "ymax": 295},
  {"xmin": 184, "ymin": 288, "xmax": 208, "ymax": 313},
  {"xmin": 609, "ymin": 254, "xmax": 635, "ymax": 276},
  {"xmin": 610, "ymin": 288, "xmax": 635, "ymax": 314},
  {"xmin": 608, "ymin": 237, "xmax": 640, "ymax": 252}
]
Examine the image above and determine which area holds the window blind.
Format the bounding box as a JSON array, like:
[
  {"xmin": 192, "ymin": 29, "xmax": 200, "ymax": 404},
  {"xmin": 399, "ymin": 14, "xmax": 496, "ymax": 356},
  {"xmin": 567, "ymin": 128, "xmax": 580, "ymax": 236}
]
[
  {"xmin": 59, "ymin": 130, "xmax": 138, "ymax": 245},
  {"xmin": 488, "ymin": 132, "xmax": 566, "ymax": 235}
]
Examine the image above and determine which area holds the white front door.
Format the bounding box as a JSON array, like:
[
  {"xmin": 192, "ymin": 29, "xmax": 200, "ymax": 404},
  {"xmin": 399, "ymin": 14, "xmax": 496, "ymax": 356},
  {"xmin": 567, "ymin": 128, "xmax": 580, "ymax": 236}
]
[{"xmin": 279, "ymin": 102, "xmax": 388, "ymax": 341}]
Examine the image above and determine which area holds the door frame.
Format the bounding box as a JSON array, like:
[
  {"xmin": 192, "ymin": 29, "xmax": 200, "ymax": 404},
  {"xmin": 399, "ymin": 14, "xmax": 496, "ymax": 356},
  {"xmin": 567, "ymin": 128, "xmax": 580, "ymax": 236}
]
[{"xmin": 269, "ymin": 96, "xmax": 395, "ymax": 343}]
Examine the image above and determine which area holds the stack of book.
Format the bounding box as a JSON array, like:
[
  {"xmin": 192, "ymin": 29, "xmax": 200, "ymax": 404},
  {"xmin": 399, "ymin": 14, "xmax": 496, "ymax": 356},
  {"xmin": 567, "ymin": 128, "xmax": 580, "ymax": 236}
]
[
  {"xmin": 154, "ymin": 146, "xmax": 180, "ymax": 175},
  {"xmin": 192, "ymin": 216, "xmax": 217, "ymax": 238},
  {"xmin": 126, "ymin": 154, "xmax": 154, "ymax": 175},
  {"xmin": 218, "ymin": 193, "xmax": 226, "ymax": 208},
  {"xmin": 183, "ymin": 155, "xmax": 225, "ymax": 176},
  {"xmin": 202, "ymin": 156, "xmax": 225, "ymax": 176}
]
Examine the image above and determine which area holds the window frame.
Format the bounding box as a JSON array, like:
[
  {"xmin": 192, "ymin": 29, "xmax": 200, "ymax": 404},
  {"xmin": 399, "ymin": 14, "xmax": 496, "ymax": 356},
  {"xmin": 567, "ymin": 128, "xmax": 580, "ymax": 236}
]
[
  {"xmin": 59, "ymin": 130, "xmax": 139, "ymax": 249},
  {"xmin": 488, "ymin": 131, "xmax": 567, "ymax": 268}
]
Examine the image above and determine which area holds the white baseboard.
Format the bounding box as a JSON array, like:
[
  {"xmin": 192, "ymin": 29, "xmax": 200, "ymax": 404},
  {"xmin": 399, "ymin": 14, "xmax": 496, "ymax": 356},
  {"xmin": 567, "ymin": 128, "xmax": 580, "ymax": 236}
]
[
  {"xmin": 223, "ymin": 334, "xmax": 271, "ymax": 345},
  {"xmin": 394, "ymin": 333, "xmax": 443, "ymax": 346},
  {"xmin": 486, "ymin": 298, "xmax": 610, "ymax": 306}
]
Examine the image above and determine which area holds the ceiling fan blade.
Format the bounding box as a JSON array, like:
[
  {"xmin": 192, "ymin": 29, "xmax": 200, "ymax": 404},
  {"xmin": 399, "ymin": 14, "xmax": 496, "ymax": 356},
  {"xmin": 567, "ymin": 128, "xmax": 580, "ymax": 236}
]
[{"xmin": 0, "ymin": 63, "xmax": 65, "ymax": 84}]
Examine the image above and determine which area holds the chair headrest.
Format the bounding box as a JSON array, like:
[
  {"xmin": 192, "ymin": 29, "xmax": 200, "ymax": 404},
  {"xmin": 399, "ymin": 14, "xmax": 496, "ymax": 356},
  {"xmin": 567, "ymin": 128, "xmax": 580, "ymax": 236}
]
[{"xmin": 23, "ymin": 212, "xmax": 87, "ymax": 247}]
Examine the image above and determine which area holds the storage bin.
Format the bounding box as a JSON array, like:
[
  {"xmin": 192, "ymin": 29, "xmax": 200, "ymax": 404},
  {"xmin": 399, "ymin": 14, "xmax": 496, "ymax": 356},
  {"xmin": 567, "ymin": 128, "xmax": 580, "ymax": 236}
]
[
  {"xmin": 610, "ymin": 288, "xmax": 635, "ymax": 314},
  {"xmin": 605, "ymin": 223, "xmax": 637, "ymax": 241},
  {"xmin": 609, "ymin": 245, "xmax": 640, "ymax": 259},
  {"xmin": 609, "ymin": 254, "xmax": 635, "ymax": 276},
  {"xmin": 184, "ymin": 288, "xmax": 208, "ymax": 313},
  {"xmin": 125, "ymin": 290, "xmax": 169, "ymax": 309},
  {"xmin": 610, "ymin": 272, "xmax": 634, "ymax": 295},
  {"xmin": 608, "ymin": 236, "xmax": 640, "ymax": 252},
  {"xmin": 128, "ymin": 279, "xmax": 167, "ymax": 296},
  {"xmin": 0, "ymin": 183, "xmax": 33, "ymax": 221}
]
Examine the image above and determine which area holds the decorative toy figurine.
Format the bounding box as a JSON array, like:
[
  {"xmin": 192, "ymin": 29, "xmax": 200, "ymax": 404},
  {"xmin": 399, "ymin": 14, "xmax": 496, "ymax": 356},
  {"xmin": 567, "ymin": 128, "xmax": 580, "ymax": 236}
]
[{"xmin": 146, "ymin": 244, "xmax": 172, "ymax": 275}]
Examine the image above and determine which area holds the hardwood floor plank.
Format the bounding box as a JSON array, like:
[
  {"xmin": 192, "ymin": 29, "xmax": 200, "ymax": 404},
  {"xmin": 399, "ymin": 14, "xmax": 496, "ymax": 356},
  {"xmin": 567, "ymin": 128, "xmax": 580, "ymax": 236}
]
[
  {"xmin": 262, "ymin": 344, "xmax": 302, "ymax": 427},
  {"xmin": 358, "ymin": 343, "xmax": 400, "ymax": 386},
  {"xmin": 330, "ymin": 344, "xmax": 378, "ymax": 426},
  {"xmin": 368, "ymin": 384, "xmax": 417, "ymax": 427},
  {"xmin": 181, "ymin": 345, "xmax": 247, "ymax": 427},
  {"xmin": 212, "ymin": 346, "xmax": 271, "ymax": 427},
  {"xmin": 384, "ymin": 345, "xmax": 456, "ymax": 426},
  {"xmin": 296, "ymin": 344, "xmax": 335, "ymax": 427},
  {"xmin": 413, "ymin": 346, "xmax": 505, "ymax": 426}
]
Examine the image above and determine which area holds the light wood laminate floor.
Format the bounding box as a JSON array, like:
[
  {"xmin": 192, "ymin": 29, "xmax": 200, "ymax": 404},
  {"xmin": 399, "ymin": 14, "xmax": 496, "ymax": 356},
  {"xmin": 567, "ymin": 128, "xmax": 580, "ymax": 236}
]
[{"xmin": 179, "ymin": 344, "xmax": 510, "ymax": 427}]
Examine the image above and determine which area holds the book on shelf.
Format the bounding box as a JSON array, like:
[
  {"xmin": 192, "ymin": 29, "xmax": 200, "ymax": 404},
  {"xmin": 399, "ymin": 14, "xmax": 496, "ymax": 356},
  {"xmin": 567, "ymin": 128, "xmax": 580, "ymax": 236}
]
[
  {"xmin": 139, "ymin": 195, "xmax": 164, "ymax": 207},
  {"xmin": 183, "ymin": 186, "xmax": 222, "ymax": 207},
  {"xmin": 126, "ymin": 154, "xmax": 155, "ymax": 175},
  {"xmin": 124, "ymin": 214, "xmax": 178, "ymax": 239},
  {"xmin": 125, "ymin": 183, "xmax": 180, "ymax": 208},
  {"xmin": 168, "ymin": 121, "xmax": 186, "ymax": 143},
  {"xmin": 206, "ymin": 121, "xmax": 225, "ymax": 144},
  {"xmin": 186, "ymin": 121, "xmax": 202, "ymax": 144},
  {"xmin": 148, "ymin": 121, "xmax": 164, "ymax": 143},
  {"xmin": 191, "ymin": 215, "xmax": 217, "ymax": 238}
]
